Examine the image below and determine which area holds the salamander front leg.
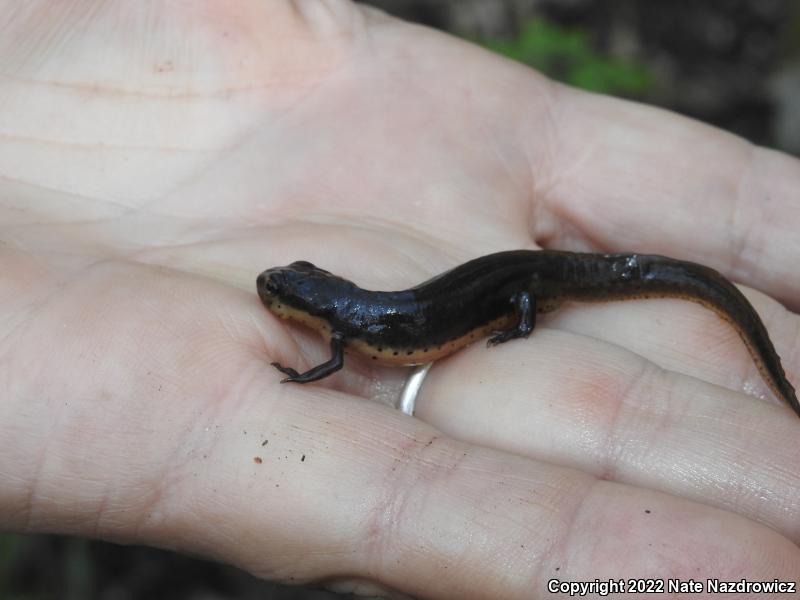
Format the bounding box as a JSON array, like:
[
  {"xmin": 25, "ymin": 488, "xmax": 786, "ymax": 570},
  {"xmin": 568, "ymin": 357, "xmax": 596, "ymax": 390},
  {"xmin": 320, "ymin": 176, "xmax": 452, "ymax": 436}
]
[
  {"xmin": 271, "ymin": 332, "xmax": 345, "ymax": 383},
  {"xmin": 488, "ymin": 291, "xmax": 536, "ymax": 346}
]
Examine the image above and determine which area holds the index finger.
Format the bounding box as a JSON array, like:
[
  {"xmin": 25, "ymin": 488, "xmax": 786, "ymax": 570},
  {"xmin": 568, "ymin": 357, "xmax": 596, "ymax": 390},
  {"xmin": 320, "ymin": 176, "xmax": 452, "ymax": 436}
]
[{"xmin": 527, "ymin": 84, "xmax": 800, "ymax": 307}]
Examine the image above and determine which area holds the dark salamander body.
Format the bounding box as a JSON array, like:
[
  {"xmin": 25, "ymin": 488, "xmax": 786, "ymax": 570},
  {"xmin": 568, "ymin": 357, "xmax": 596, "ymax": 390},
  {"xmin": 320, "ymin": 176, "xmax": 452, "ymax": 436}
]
[{"xmin": 257, "ymin": 250, "xmax": 799, "ymax": 417}]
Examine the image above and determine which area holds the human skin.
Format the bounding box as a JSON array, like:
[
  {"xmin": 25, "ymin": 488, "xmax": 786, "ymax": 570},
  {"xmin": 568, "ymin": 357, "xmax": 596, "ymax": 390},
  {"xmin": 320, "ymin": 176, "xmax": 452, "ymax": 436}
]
[{"xmin": 0, "ymin": 1, "xmax": 799, "ymax": 598}]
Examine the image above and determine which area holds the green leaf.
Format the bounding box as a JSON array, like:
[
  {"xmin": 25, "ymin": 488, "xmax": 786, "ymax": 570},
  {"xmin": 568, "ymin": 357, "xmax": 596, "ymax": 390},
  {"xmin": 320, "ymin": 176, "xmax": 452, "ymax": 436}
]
[{"xmin": 476, "ymin": 18, "xmax": 655, "ymax": 96}]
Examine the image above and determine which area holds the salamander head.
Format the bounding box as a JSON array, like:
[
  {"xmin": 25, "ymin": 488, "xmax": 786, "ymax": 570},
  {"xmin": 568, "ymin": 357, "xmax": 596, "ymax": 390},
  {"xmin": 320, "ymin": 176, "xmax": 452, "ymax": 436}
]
[{"xmin": 257, "ymin": 261, "xmax": 354, "ymax": 319}]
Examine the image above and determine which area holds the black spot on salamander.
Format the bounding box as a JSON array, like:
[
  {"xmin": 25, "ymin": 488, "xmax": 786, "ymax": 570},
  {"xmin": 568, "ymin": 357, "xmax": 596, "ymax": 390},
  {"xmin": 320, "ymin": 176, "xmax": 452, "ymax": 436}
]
[
  {"xmin": 393, "ymin": 351, "xmax": 399, "ymax": 356},
  {"xmin": 406, "ymin": 350, "xmax": 413, "ymax": 356}
]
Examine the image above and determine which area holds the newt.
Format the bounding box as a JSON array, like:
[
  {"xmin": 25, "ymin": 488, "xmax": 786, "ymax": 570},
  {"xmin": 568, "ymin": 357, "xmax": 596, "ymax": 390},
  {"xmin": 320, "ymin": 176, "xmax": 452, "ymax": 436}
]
[{"xmin": 257, "ymin": 250, "xmax": 799, "ymax": 417}]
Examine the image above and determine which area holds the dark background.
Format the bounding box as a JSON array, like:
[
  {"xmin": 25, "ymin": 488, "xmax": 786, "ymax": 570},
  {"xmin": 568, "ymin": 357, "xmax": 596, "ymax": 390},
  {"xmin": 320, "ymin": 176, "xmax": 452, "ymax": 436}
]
[
  {"xmin": 367, "ymin": 0, "xmax": 800, "ymax": 154},
  {"xmin": 4, "ymin": 1, "xmax": 799, "ymax": 599}
]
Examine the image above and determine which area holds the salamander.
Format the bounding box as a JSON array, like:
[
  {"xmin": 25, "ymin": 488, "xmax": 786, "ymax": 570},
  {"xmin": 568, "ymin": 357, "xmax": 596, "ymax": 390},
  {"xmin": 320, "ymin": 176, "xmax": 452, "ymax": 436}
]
[{"xmin": 256, "ymin": 250, "xmax": 799, "ymax": 417}]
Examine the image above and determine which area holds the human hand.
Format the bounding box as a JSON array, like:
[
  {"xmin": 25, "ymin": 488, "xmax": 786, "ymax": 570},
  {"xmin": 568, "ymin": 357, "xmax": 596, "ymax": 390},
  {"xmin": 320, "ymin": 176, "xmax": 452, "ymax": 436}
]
[{"xmin": 1, "ymin": 1, "xmax": 798, "ymax": 598}]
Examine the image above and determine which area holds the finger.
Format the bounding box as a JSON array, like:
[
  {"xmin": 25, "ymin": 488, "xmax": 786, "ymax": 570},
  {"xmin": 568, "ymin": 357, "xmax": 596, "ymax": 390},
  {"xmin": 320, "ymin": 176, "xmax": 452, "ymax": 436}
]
[
  {"xmin": 416, "ymin": 326, "xmax": 800, "ymax": 543},
  {"xmin": 544, "ymin": 286, "xmax": 800, "ymax": 405},
  {"xmin": 4, "ymin": 379, "xmax": 798, "ymax": 598},
  {"xmin": 527, "ymin": 84, "xmax": 800, "ymax": 306}
]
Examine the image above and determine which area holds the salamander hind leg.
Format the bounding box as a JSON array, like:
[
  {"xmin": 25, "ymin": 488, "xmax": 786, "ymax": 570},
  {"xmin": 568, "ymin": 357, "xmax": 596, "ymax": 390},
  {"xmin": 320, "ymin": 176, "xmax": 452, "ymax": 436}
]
[{"xmin": 488, "ymin": 291, "xmax": 537, "ymax": 346}]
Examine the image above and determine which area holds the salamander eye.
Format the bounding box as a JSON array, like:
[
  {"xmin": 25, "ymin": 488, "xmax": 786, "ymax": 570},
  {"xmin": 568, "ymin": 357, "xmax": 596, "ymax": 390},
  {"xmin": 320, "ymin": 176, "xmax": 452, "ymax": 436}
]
[{"xmin": 257, "ymin": 273, "xmax": 280, "ymax": 295}]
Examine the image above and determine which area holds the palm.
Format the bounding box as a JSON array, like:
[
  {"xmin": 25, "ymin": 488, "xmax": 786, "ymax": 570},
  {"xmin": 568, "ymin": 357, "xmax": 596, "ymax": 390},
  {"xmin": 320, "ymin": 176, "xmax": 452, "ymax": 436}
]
[{"xmin": 1, "ymin": 1, "xmax": 798, "ymax": 597}]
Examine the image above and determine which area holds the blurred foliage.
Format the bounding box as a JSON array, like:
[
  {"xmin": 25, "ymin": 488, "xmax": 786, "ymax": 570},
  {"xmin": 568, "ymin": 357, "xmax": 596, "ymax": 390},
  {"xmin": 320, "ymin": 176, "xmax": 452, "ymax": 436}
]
[
  {"xmin": 1, "ymin": 534, "xmax": 93, "ymax": 600},
  {"xmin": 783, "ymin": 2, "xmax": 800, "ymax": 56},
  {"xmin": 478, "ymin": 18, "xmax": 654, "ymax": 96},
  {"xmin": 1, "ymin": 533, "xmax": 343, "ymax": 600},
  {"xmin": 0, "ymin": 534, "xmax": 23, "ymax": 600}
]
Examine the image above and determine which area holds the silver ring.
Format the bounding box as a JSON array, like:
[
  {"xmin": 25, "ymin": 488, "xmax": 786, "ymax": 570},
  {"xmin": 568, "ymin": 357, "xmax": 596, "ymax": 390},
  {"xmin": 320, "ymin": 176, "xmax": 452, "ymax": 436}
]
[{"xmin": 398, "ymin": 363, "xmax": 432, "ymax": 416}]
